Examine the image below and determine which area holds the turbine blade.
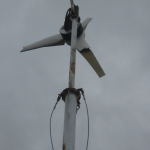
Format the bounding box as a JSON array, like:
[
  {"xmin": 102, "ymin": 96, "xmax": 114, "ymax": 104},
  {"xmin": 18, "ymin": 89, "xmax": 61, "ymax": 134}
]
[
  {"xmin": 81, "ymin": 18, "xmax": 92, "ymax": 30},
  {"xmin": 79, "ymin": 49, "xmax": 105, "ymax": 78},
  {"xmin": 21, "ymin": 34, "xmax": 65, "ymax": 52},
  {"xmin": 76, "ymin": 35, "xmax": 90, "ymax": 51}
]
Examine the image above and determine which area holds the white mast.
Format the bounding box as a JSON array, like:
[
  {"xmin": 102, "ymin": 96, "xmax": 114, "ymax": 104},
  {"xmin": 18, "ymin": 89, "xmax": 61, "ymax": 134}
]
[{"xmin": 62, "ymin": 2, "xmax": 78, "ymax": 149}]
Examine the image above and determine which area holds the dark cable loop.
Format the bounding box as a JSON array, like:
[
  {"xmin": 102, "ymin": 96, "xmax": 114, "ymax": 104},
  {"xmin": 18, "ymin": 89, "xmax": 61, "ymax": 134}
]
[
  {"xmin": 50, "ymin": 108, "xmax": 55, "ymax": 150},
  {"xmin": 78, "ymin": 88, "xmax": 89, "ymax": 150},
  {"xmin": 50, "ymin": 89, "xmax": 89, "ymax": 150},
  {"xmin": 50, "ymin": 94, "xmax": 61, "ymax": 150}
]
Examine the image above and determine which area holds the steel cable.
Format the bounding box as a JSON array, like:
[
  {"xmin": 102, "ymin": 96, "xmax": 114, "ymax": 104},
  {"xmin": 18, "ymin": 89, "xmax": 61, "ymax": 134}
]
[
  {"xmin": 49, "ymin": 89, "xmax": 89, "ymax": 150},
  {"xmin": 78, "ymin": 88, "xmax": 89, "ymax": 150},
  {"xmin": 50, "ymin": 94, "xmax": 61, "ymax": 150}
]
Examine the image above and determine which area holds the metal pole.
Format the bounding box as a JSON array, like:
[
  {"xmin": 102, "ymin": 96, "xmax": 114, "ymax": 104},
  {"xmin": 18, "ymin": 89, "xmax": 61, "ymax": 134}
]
[
  {"xmin": 62, "ymin": 17, "xmax": 78, "ymax": 150},
  {"xmin": 70, "ymin": 0, "xmax": 74, "ymax": 11},
  {"xmin": 68, "ymin": 17, "xmax": 77, "ymax": 88}
]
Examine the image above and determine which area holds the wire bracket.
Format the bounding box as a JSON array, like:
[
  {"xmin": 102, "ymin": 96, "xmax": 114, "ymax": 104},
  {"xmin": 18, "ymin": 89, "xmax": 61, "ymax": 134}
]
[{"xmin": 61, "ymin": 88, "xmax": 81, "ymax": 111}]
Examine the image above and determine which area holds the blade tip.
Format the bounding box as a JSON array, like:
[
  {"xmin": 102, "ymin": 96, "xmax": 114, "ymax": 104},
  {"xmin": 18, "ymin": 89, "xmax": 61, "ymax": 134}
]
[
  {"xmin": 20, "ymin": 49, "xmax": 24, "ymax": 53},
  {"xmin": 98, "ymin": 72, "xmax": 106, "ymax": 78}
]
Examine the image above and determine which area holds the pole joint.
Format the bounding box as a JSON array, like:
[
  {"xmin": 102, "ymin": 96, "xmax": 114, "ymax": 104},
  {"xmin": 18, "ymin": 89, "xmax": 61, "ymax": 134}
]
[{"xmin": 61, "ymin": 88, "xmax": 81, "ymax": 111}]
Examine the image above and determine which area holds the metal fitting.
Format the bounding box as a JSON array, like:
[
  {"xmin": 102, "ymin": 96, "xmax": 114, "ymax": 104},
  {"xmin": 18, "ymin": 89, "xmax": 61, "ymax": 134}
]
[{"xmin": 61, "ymin": 88, "xmax": 81, "ymax": 102}]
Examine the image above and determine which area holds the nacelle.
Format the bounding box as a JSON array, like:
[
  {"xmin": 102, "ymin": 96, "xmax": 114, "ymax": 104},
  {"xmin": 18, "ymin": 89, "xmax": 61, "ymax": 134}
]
[{"xmin": 59, "ymin": 23, "xmax": 83, "ymax": 41}]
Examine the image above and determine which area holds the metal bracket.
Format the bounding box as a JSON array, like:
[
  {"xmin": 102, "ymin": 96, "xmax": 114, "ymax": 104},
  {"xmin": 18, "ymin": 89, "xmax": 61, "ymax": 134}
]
[
  {"xmin": 64, "ymin": 5, "xmax": 80, "ymax": 31},
  {"xmin": 73, "ymin": 5, "xmax": 79, "ymax": 16},
  {"xmin": 61, "ymin": 88, "xmax": 81, "ymax": 111}
]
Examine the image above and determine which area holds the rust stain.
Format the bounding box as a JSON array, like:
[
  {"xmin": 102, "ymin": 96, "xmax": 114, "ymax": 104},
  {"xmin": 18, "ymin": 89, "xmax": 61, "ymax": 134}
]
[
  {"xmin": 63, "ymin": 142, "xmax": 66, "ymax": 150},
  {"xmin": 70, "ymin": 61, "xmax": 75, "ymax": 75},
  {"xmin": 62, "ymin": 134, "xmax": 66, "ymax": 150},
  {"xmin": 70, "ymin": 49, "xmax": 76, "ymax": 76}
]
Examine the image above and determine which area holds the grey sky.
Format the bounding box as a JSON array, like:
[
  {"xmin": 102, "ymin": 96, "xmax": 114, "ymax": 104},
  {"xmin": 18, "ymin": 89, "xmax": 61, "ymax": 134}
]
[{"xmin": 0, "ymin": 0, "xmax": 150, "ymax": 150}]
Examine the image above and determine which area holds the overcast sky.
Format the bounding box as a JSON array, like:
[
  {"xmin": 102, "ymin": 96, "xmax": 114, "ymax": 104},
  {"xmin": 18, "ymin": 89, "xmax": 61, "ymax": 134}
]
[{"xmin": 0, "ymin": 0, "xmax": 150, "ymax": 150}]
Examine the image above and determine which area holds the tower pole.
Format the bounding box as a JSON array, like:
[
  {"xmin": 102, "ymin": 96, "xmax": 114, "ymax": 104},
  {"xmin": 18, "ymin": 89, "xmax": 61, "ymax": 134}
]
[
  {"xmin": 70, "ymin": 0, "xmax": 74, "ymax": 11},
  {"xmin": 68, "ymin": 17, "xmax": 77, "ymax": 88},
  {"xmin": 62, "ymin": 16, "xmax": 78, "ymax": 150}
]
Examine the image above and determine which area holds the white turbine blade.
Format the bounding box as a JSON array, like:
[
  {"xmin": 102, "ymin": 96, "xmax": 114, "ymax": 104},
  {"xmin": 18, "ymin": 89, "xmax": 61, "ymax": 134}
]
[
  {"xmin": 78, "ymin": 48, "xmax": 105, "ymax": 78},
  {"xmin": 81, "ymin": 18, "xmax": 92, "ymax": 30},
  {"xmin": 21, "ymin": 34, "xmax": 65, "ymax": 52},
  {"xmin": 76, "ymin": 35, "xmax": 90, "ymax": 51}
]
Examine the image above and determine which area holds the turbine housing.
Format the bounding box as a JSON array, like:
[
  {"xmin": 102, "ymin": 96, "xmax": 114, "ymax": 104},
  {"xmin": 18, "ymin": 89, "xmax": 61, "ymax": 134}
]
[
  {"xmin": 59, "ymin": 23, "xmax": 83, "ymax": 41},
  {"xmin": 59, "ymin": 6, "xmax": 83, "ymax": 41}
]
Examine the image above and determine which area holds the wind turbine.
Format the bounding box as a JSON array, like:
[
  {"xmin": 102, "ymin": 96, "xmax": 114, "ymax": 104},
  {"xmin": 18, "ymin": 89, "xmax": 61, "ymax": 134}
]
[
  {"xmin": 21, "ymin": 1, "xmax": 105, "ymax": 150},
  {"xmin": 21, "ymin": 5, "xmax": 105, "ymax": 78}
]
